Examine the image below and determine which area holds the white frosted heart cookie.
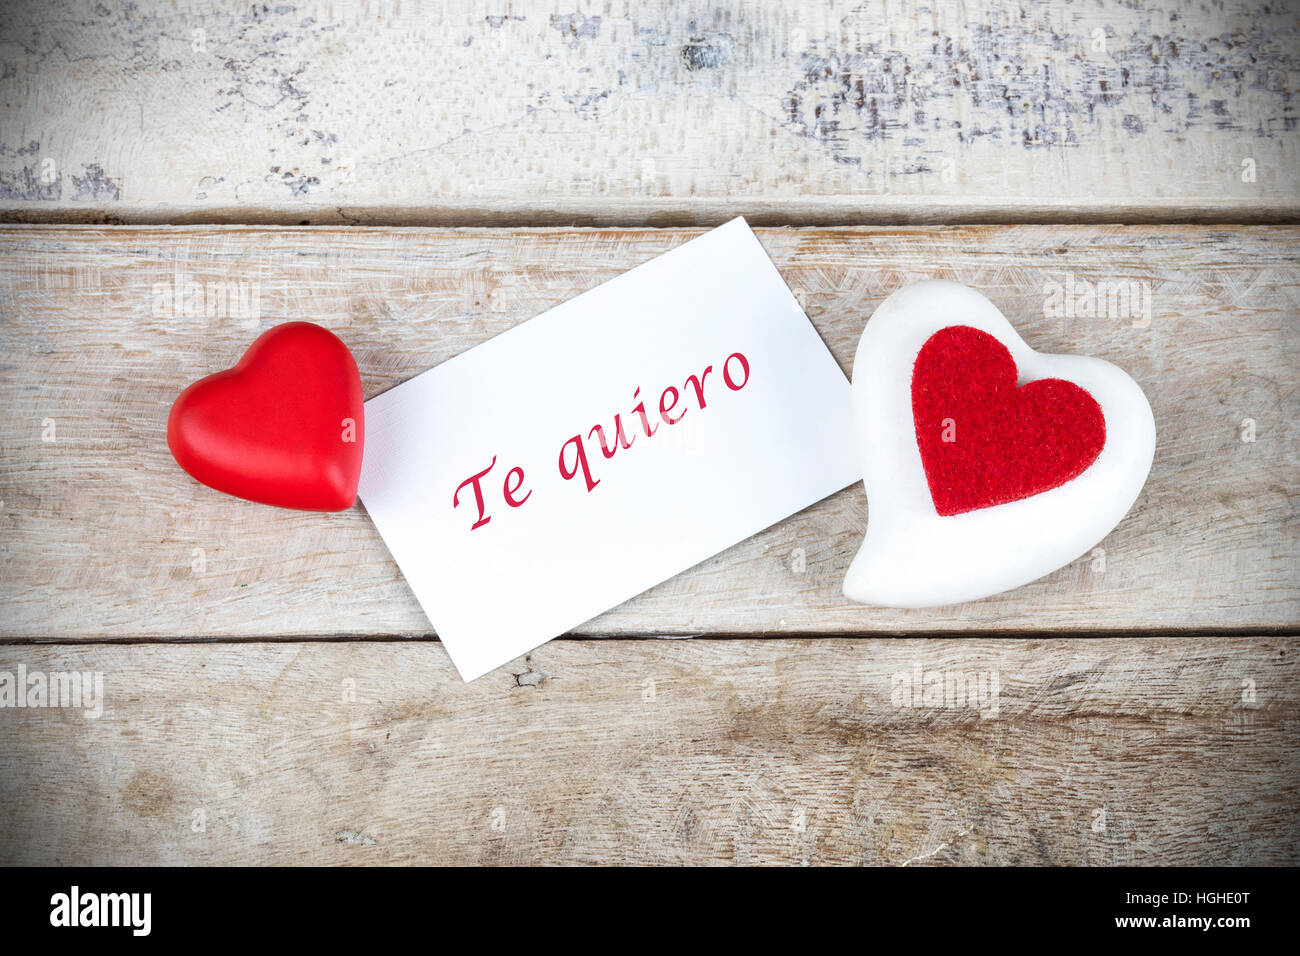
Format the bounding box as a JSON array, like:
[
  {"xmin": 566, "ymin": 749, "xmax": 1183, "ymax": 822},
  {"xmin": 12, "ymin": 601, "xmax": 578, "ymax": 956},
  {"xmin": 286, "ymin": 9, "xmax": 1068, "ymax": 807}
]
[{"xmin": 843, "ymin": 280, "xmax": 1156, "ymax": 607}]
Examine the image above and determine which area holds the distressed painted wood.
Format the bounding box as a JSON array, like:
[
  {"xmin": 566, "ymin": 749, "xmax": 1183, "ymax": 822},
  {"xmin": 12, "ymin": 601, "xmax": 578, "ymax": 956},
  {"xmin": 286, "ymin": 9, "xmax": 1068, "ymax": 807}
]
[
  {"xmin": 1, "ymin": 0, "xmax": 1297, "ymax": 225},
  {"xmin": 0, "ymin": 637, "xmax": 1294, "ymax": 865},
  {"xmin": 0, "ymin": 225, "xmax": 1296, "ymax": 639},
  {"xmin": 0, "ymin": 0, "xmax": 1293, "ymax": 874}
]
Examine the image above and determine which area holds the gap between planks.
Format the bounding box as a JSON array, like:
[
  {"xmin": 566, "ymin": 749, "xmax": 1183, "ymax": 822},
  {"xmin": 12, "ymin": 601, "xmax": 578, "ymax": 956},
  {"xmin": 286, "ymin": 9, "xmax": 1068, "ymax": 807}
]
[
  {"xmin": 3, "ymin": 199, "xmax": 1299, "ymax": 229},
  {"xmin": 1, "ymin": 628, "xmax": 1299, "ymax": 646}
]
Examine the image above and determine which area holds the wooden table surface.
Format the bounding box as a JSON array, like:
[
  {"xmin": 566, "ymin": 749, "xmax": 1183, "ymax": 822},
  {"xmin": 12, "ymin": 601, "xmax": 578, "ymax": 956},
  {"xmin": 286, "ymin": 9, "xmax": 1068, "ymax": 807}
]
[{"xmin": 0, "ymin": 0, "xmax": 1297, "ymax": 866}]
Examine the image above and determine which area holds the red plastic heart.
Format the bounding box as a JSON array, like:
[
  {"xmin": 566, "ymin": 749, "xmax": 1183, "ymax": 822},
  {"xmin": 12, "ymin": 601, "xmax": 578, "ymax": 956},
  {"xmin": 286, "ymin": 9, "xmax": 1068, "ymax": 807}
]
[{"xmin": 167, "ymin": 322, "xmax": 365, "ymax": 511}]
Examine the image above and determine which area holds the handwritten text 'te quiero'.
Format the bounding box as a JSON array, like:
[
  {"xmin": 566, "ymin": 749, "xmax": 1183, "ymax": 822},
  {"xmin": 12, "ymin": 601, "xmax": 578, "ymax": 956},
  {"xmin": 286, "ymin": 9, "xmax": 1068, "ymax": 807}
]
[{"xmin": 452, "ymin": 351, "xmax": 752, "ymax": 530}]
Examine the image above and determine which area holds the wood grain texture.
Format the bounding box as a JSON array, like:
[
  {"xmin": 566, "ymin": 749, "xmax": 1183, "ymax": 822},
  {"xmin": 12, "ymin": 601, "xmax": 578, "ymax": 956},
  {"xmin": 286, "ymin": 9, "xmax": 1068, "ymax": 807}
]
[
  {"xmin": 1, "ymin": 224, "xmax": 1296, "ymax": 639},
  {"xmin": 1, "ymin": 0, "xmax": 1297, "ymax": 225},
  {"xmin": 0, "ymin": 637, "xmax": 1294, "ymax": 865}
]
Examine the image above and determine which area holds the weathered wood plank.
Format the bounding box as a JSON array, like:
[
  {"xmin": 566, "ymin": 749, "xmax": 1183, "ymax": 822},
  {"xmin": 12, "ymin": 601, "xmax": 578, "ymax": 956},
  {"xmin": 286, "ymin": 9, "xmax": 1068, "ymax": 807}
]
[
  {"xmin": 1, "ymin": 0, "xmax": 1297, "ymax": 224},
  {"xmin": 0, "ymin": 638, "xmax": 1294, "ymax": 865},
  {"xmin": 0, "ymin": 225, "xmax": 1296, "ymax": 638}
]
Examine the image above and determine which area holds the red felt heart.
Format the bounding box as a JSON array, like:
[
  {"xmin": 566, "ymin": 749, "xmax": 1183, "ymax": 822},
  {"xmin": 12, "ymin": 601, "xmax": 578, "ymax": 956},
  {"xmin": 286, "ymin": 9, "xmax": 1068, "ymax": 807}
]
[
  {"xmin": 167, "ymin": 322, "xmax": 365, "ymax": 511},
  {"xmin": 911, "ymin": 325, "xmax": 1105, "ymax": 516}
]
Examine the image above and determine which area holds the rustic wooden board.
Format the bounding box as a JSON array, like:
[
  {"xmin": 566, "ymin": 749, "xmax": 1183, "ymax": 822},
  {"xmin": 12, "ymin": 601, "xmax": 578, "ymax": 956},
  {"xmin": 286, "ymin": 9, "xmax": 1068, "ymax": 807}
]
[
  {"xmin": 0, "ymin": 637, "xmax": 1294, "ymax": 865},
  {"xmin": 0, "ymin": 224, "xmax": 1296, "ymax": 639},
  {"xmin": 2, "ymin": 0, "xmax": 1293, "ymax": 874},
  {"xmin": 1, "ymin": 0, "xmax": 1297, "ymax": 224}
]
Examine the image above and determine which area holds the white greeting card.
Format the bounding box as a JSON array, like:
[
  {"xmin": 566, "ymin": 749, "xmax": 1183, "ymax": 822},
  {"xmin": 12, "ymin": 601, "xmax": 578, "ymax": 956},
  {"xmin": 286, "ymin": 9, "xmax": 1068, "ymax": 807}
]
[{"xmin": 358, "ymin": 218, "xmax": 860, "ymax": 680}]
